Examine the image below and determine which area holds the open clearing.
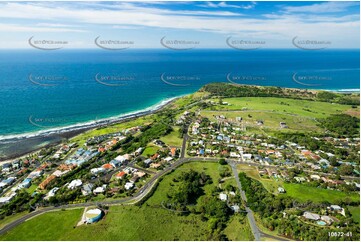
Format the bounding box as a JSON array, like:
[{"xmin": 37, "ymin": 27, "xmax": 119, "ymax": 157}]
[
  {"xmin": 348, "ymin": 206, "xmax": 360, "ymax": 223},
  {"xmin": 160, "ymin": 126, "xmax": 183, "ymax": 147},
  {"xmin": 0, "ymin": 162, "xmax": 251, "ymax": 241},
  {"xmin": 237, "ymin": 164, "xmax": 360, "ymax": 204},
  {"xmin": 201, "ymin": 97, "xmax": 356, "ymax": 132},
  {"xmin": 281, "ymin": 183, "xmax": 360, "ymax": 204}
]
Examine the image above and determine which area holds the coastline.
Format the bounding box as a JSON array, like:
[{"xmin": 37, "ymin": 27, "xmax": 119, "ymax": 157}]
[
  {"xmin": 1, "ymin": 84, "xmax": 359, "ymax": 163},
  {"xmin": 0, "ymin": 95, "xmax": 183, "ymax": 162}
]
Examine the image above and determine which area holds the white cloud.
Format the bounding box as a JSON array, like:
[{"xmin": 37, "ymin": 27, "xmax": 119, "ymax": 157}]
[
  {"xmin": 0, "ymin": 23, "xmax": 86, "ymax": 33},
  {"xmin": 0, "ymin": 1, "xmax": 358, "ymax": 48},
  {"xmin": 199, "ymin": 1, "xmax": 256, "ymax": 9},
  {"xmin": 282, "ymin": 1, "xmax": 359, "ymax": 13}
]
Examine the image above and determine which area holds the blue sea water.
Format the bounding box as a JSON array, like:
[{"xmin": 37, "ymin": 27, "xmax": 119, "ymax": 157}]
[{"xmin": 0, "ymin": 49, "xmax": 359, "ymax": 138}]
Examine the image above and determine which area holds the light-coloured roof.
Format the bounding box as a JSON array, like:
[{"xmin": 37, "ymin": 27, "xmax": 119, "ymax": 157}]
[{"xmin": 85, "ymin": 209, "xmax": 102, "ymax": 219}]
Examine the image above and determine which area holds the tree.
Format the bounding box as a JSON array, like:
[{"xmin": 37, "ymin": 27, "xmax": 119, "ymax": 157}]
[{"xmin": 219, "ymin": 158, "xmax": 227, "ymax": 165}]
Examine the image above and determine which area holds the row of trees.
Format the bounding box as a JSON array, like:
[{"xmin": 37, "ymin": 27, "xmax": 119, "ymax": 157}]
[
  {"xmin": 318, "ymin": 114, "xmax": 360, "ymax": 137},
  {"xmin": 201, "ymin": 82, "xmax": 359, "ymax": 106}
]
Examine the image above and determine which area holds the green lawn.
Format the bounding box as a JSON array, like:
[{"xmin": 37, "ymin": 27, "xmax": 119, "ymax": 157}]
[
  {"xmin": 0, "ymin": 209, "xmax": 83, "ymax": 240},
  {"xmin": 224, "ymin": 215, "xmax": 254, "ymax": 241},
  {"xmin": 141, "ymin": 145, "xmax": 159, "ymax": 157},
  {"xmin": 160, "ymin": 126, "xmax": 183, "ymax": 147},
  {"xmin": 26, "ymin": 184, "xmax": 38, "ymax": 194},
  {"xmin": 202, "ymin": 97, "xmax": 355, "ymax": 132},
  {"xmin": 201, "ymin": 110, "xmax": 320, "ymax": 132},
  {"xmin": 282, "ymin": 183, "xmax": 360, "ymax": 204},
  {"xmin": 0, "ymin": 211, "xmax": 28, "ymax": 230},
  {"xmin": 211, "ymin": 97, "xmax": 353, "ymax": 118},
  {"xmin": 348, "ymin": 206, "xmax": 360, "ymax": 223}
]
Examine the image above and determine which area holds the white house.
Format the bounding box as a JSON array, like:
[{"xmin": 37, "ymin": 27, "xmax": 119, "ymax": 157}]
[
  {"xmin": 125, "ymin": 182, "xmax": 134, "ymax": 190},
  {"xmin": 67, "ymin": 179, "xmax": 82, "ymax": 189},
  {"xmin": 219, "ymin": 193, "xmax": 228, "ymax": 201}
]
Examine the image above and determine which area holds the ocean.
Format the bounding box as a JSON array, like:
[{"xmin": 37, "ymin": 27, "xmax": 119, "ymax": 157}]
[{"xmin": 0, "ymin": 49, "xmax": 359, "ymax": 158}]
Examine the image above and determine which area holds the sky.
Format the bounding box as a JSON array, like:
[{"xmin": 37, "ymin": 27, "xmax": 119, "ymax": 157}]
[{"xmin": 0, "ymin": 1, "xmax": 359, "ymax": 49}]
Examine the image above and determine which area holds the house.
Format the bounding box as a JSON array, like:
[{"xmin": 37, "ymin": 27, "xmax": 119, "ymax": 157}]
[
  {"xmin": 294, "ymin": 177, "xmax": 306, "ymax": 183},
  {"xmin": 0, "ymin": 177, "xmax": 16, "ymax": 188},
  {"xmin": 39, "ymin": 175, "xmax": 57, "ymax": 190},
  {"xmin": 12, "ymin": 160, "xmax": 21, "ymax": 169},
  {"xmin": 130, "ymin": 175, "xmax": 139, "ymax": 183},
  {"xmin": 2, "ymin": 163, "xmax": 12, "ymax": 173},
  {"xmin": 110, "ymin": 159, "xmax": 122, "ymax": 168},
  {"xmin": 242, "ymin": 154, "xmax": 252, "ymax": 160},
  {"xmin": 115, "ymin": 171, "xmax": 126, "ymax": 179},
  {"xmin": 19, "ymin": 178, "xmax": 32, "ymax": 189},
  {"xmin": 150, "ymin": 163, "xmax": 161, "ymax": 169},
  {"xmin": 93, "ymin": 185, "xmax": 107, "ymax": 194},
  {"xmin": 124, "ymin": 167, "xmax": 137, "ymax": 174},
  {"xmin": 151, "ymin": 153, "xmax": 160, "ymax": 160},
  {"xmin": 52, "ymin": 170, "xmax": 69, "ymax": 177},
  {"xmin": 231, "ymin": 205, "xmax": 240, "ymax": 213},
  {"xmin": 164, "ymin": 157, "xmax": 173, "ymax": 162},
  {"xmin": 134, "ymin": 171, "xmax": 146, "ymax": 178},
  {"xmin": 102, "ymin": 164, "xmax": 113, "ymax": 170},
  {"xmin": 67, "ymin": 179, "xmax": 82, "ymax": 189},
  {"xmin": 0, "ymin": 193, "xmax": 16, "ymax": 206},
  {"xmin": 82, "ymin": 183, "xmax": 94, "ymax": 196},
  {"xmin": 114, "ymin": 155, "xmax": 128, "ymax": 163},
  {"xmin": 153, "ymin": 139, "xmax": 165, "ymax": 146},
  {"xmin": 135, "ymin": 147, "xmax": 143, "ymax": 155},
  {"xmin": 230, "ymin": 152, "xmax": 240, "ymax": 158},
  {"xmin": 170, "ymin": 147, "xmax": 177, "ymax": 157},
  {"xmin": 144, "ymin": 158, "xmax": 153, "ymax": 167},
  {"xmin": 321, "ymin": 215, "xmax": 334, "ymax": 225},
  {"xmin": 303, "ymin": 211, "xmax": 320, "ymax": 221},
  {"xmin": 310, "ymin": 175, "xmax": 321, "ymax": 180},
  {"xmin": 91, "ymin": 167, "xmax": 106, "ymax": 175},
  {"xmin": 125, "ymin": 182, "xmax": 134, "ymax": 190},
  {"xmin": 280, "ymin": 122, "xmax": 288, "ymax": 128},
  {"xmin": 219, "ymin": 193, "xmax": 228, "ymax": 201},
  {"xmin": 278, "ymin": 187, "xmax": 286, "ymax": 193},
  {"xmin": 45, "ymin": 187, "xmax": 59, "ymax": 199}
]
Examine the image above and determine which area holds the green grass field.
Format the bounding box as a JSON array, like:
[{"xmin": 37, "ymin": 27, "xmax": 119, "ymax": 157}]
[
  {"xmin": 0, "ymin": 211, "xmax": 28, "ymax": 230},
  {"xmin": 0, "ymin": 162, "xmax": 250, "ymax": 241},
  {"xmin": 141, "ymin": 145, "xmax": 159, "ymax": 157},
  {"xmin": 160, "ymin": 126, "xmax": 183, "ymax": 147},
  {"xmin": 211, "ymin": 97, "xmax": 354, "ymax": 118},
  {"xmin": 26, "ymin": 184, "xmax": 38, "ymax": 194},
  {"xmin": 224, "ymin": 215, "xmax": 254, "ymax": 241},
  {"xmin": 282, "ymin": 183, "xmax": 360, "ymax": 204},
  {"xmin": 348, "ymin": 206, "xmax": 360, "ymax": 223},
  {"xmin": 0, "ymin": 209, "xmax": 83, "ymax": 240},
  {"xmin": 201, "ymin": 97, "xmax": 356, "ymax": 132}
]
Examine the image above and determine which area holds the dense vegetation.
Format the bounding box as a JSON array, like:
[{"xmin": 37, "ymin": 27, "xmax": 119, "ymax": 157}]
[
  {"xmin": 167, "ymin": 170, "xmax": 211, "ymax": 209},
  {"xmin": 318, "ymin": 114, "xmax": 360, "ymax": 137},
  {"xmin": 164, "ymin": 169, "xmax": 236, "ymax": 240},
  {"xmin": 201, "ymin": 83, "xmax": 360, "ymax": 105},
  {"xmin": 239, "ymin": 172, "xmax": 360, "ymax": 241}
]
